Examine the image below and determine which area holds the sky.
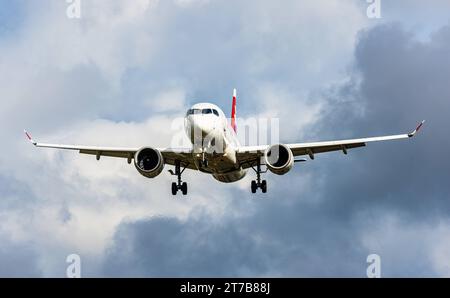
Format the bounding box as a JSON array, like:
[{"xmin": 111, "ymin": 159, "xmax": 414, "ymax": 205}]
[{"xmin": 0, "ymin": 0, "xmax": 449, "ymax": 277}]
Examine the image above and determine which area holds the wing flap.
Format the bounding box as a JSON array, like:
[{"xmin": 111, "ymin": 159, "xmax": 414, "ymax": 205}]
[
  {"xmin": 291, "ymin": 142, "xmax": 366, "ymax": 156},
  {"xmin": 79, "ymin": 149, "xmax": 135, "ymax": 159},
  {"xmin": 25, "ymin": 130, "xmax": 196, "ymax": 169},
  {"xmin": 237, "ymin": 121, "xmax": 424, "ymax": 166}
]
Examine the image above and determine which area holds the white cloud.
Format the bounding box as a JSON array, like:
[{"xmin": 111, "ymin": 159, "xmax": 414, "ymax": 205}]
[
  {"xmin": 253, "ymin": 83, "xmax": 323, "ymax": 140},
  {"xmin": 145, "ymin": 88, "xmax": 187, "ymax": 112},
  {"xmin": 0, "ymin": 0, "xmax": 378, "ymax": 276},
  {"xmin": 175, "ymin": 0, "xmax": 210, "ymax": 7},
  {"xmin": 2, "ymin": 114, "xmax": 253, "ymax": 275}
]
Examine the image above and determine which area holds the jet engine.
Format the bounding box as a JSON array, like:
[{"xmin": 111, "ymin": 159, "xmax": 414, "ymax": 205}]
[
  {"xmin": 264, "ymin": 144, "xmax": 294, "ymax": 175},
  {"xmin": 134, "ymin": 147, "xmax": 165, "ymax": 178}
]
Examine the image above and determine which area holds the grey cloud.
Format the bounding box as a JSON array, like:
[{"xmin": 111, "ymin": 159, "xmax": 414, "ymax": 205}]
[
  {"xmin": 101, "ymin": 23, "xmax": 450, "ymax": 277},
  {"xmin": 1, "ymin": 1, "xmax": 450, "ymax": 277},
  {"xmin": 315, "ymin": 23, "xmax": 450, "ymax": 219},
  {"xmin": 101, "ymin": 211, "xmax": 365, "ymax": 277},
  {"xmin": 0, "ymin": 241, "xmax": 42, "ymax": 277},
  {"xmin": 102, "ymin": 216, "xmax": 271, "ymax": 277}
]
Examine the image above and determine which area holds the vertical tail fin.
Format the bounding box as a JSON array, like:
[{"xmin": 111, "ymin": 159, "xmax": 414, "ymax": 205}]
[{"xmin": 231, "ymin": 88, "xmax": 237, "ymax": 133}]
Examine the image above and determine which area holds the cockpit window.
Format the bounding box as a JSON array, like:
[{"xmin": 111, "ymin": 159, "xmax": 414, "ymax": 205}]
[
  {"xmin": 186, "ymin": 109, "xmax": 202, "ymax": 116},
  {"xmin": 186, "ymin": 108, "xmax": 219, "ymax": 116}
]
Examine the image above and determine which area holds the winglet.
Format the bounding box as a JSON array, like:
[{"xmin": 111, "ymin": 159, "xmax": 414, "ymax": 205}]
[
  {"xmin": 24, "ymin": 130, "xmax": 37, "ymax": 145},
  {"xmin": 408, "ymin": 120, "xmax": 425, "ymax": 138}
]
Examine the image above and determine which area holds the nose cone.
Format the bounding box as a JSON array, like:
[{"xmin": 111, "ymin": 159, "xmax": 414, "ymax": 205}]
[
  {"xmin": 185, "ymin": 115, "xmax": 219, "ymax": 144},
  {"xmin": 194, "ymin": 116, "xmax": 216, "ymax": 137}
]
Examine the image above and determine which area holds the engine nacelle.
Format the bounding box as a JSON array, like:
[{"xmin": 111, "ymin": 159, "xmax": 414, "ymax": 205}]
[
  {"xmin": 264, "ymin": 144, "xmax": 294, "ymax": 175},
  {"xmin": 134, "ymin": 147, "xmax": 165, "ymax": 178}
]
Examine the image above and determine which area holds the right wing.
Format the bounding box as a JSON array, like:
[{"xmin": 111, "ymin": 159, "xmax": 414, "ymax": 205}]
[
  {"xmin": 237, "ymin": 120, "xmax": 425, "ymax": 168},
  {"xmin": 24, "ymin": 130, "xmax": 197, "ymax": 170}
]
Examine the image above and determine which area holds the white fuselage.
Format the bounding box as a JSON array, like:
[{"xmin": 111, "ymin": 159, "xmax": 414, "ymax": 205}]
[{"xmin": 184, "ymin": 103, "xmax": 246, "ymax": 182}]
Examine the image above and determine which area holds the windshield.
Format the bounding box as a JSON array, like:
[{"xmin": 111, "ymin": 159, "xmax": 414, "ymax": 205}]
[
  {"xmin": 186, "ymin": 109, "xmax": 202, "ymax": 116},
  {"xmin": 186, "ymin": 108, "xmax": 220, "ymax": 116}
]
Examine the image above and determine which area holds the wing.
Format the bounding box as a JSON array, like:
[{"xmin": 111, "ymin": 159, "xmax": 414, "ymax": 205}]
[
  {"xmin": 24, "ymin": 130, "xmax": 197, "ymax": 170},
  {"xmin": 237, "ymin": 121, "xmax": 425, "ymax": 168}
]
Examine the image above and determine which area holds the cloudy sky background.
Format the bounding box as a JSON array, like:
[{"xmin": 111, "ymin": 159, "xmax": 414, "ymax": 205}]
[{"xmin": 0, "ymin": 0, "xmax": 449, "ymax": 277}]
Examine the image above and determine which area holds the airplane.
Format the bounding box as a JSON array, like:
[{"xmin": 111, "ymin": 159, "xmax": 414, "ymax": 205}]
[{"xmin": 25, "ymin": 89, "xmax": 425, "ymax": 195}]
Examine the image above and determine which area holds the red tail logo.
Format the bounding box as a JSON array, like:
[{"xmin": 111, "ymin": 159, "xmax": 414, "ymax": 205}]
[{"xmin": 231, "ymin": 89, "xmax": 237, "ymax": 133}]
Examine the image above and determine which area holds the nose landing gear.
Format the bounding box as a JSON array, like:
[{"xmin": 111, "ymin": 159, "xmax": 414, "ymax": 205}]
[
  {"xmin": 201, "ymin": 151, "xmax": 209, "ymax": 168},
  {"xmin": 251, "ymin": 159, "xmax": 268, "ymax": 194},
  {"xmin": 169, "ymin": 161, "xmax": 188, "ymax": 195},
  {"xmin": 201, "ymin": 159, "xmax": 209, "ymax": 168}
]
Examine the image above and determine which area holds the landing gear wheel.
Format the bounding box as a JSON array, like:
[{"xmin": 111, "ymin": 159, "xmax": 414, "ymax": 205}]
[
  {"xmin": 261, "ymin": 180, "xmax": 267, "ymax": 193},
  {"xmin": 170, "ymin": 161, "xmax": 188, "ymax": 195},
  {"xmin": 251, "ymin": 180, "xmax": 257, "ymax": 194},
  {"xmin": 181, "ymin": 182, "xmax": 188, "ymax": 195},
  {"xmin": 202, "ymin": 159, "xmax": 209, "ymax": 168},
  {"xmin": 171, "ymin": 182, "xmax": 178, "ymax": 195},
  {"xmin": 250, "ymin": 158, "xmax": 268, "ymax": 194}
]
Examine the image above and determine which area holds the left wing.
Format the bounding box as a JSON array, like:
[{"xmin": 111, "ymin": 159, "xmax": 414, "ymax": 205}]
[
  {"xmin": 24, "ymin": 130, "xmax": 196, "ymax": 169},
  {"xmin": 237, "ymin": 120, "xmax": 425, "ymax": 168}
]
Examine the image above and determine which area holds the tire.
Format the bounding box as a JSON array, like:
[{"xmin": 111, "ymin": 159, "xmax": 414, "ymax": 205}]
[
  {"xmin": 171, "ymin": 182, "xmax": 178, "ymax": 195},
  {"xmin": 182, "ymin": 182, "xmax": 188, "ymax": 195},
  {"xmin": 261, "ymin": 180, "xmax": 267, "ymax": 193},
  {"xmin": 251, "ymin": 180, "xmax": 257, "ymax": 194}
]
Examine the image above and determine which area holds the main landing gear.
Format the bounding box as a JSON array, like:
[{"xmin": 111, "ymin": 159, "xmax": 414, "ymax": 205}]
[
  {"xmin": 169, "ymin": 161, "xmax": 188, "ymax": 195},
  {"xmin": 251, "ymin": 159, "xmax": 268, "ymax": 194}
]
